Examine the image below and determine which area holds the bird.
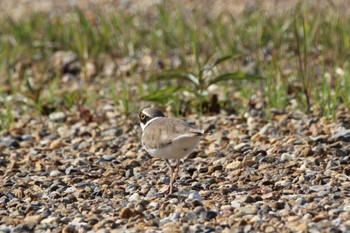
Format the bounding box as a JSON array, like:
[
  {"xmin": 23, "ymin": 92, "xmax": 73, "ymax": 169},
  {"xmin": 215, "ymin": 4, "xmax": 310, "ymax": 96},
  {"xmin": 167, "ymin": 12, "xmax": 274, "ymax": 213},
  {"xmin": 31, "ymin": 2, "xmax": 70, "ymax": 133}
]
[{"xmin": 139, "ymin": 107, "xmax": 206, "ymax": 194}]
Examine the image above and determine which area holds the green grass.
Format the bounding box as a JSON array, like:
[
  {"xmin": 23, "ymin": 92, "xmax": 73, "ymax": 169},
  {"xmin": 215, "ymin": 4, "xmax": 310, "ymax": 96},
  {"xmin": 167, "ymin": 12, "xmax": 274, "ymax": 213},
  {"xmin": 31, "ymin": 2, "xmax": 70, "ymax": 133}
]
[
  {"xmin": 0, "ymin": 98, "xmax": 14, "ymax": 131},
  {"xmin": 0, "ymin": 1, "xmax": 349, "ymax": 129}
]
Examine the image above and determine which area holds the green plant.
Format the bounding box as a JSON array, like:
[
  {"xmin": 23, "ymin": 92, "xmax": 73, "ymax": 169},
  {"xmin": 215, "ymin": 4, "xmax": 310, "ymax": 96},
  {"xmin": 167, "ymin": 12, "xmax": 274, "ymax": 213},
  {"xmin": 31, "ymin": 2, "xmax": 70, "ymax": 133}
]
[
  {"xmin": 143, "ymin": 53, "xmax": 262, "ymax": 116},
  {"xmin": 0, "ymin": 100, "xmax": 14, "ymax": 131}
]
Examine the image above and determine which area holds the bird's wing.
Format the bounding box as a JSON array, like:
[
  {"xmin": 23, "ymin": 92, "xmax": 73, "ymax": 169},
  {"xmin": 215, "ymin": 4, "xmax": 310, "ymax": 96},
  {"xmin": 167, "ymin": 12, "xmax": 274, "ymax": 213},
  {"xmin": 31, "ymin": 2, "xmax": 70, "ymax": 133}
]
[{"xmin": 142, "ymin": 118, "xmax": 203, "ymax": 149}]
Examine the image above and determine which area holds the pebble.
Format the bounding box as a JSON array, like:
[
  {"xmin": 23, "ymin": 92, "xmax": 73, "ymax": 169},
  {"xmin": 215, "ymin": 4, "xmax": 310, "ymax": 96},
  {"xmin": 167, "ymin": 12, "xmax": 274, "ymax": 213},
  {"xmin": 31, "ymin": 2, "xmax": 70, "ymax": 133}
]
[
  {"xmin": 275, "ymin": 180, "xmax": 292, "ymax": 188},
  {"xmin": 128, "ymin": 193, "xmax": 140, "ymax": 202},
  {"xmin": 236, "ymin": 195, "xmax": 255, "ymax": 203},
  {"xmin": 119, "ymin": 207, "xmax": 133, "ymax": 219},
  {"xmin": 226, "ymin": 161, "xmax": 241, "ymax": 170},
  {"xmin": 50, "ymin": 50, "xmax": 79, "ymax": 72},
  {"xmin": 333, "ymin": 129, "xmax": 350, "ymax": 142},
  {"xmin": 101, "ymin": 155, "xmax": 116, "ymax": 161},
  {"xmin": 170, "ymin": 212, "xmax": 180, "ymax": 222},
  {"xmin": 335, "ymin": 149, "xmax": 347, "ymax": 157},
  {"xmin": 21, "ymin": 134, "xmax": 34, "ymax": 141},
  {"xmin": 205, "ymin": 210, "xmax": 218, "ymax": 220},
  {"xmin": 235, "ymin": 205, "xmax": 258, "ymax": 215},
  {"xmin": 41, "ymin": 217, "xmax": 59, "ymax": 224},
  {"xmin": 50, "ymin": 139, "xmax": 66, "ymax": 149},
  {"xmin": 169, "ymin": 198, "xmax": 179, "ymax": 205},
  {"xmin": 234, "ymin": 143, "xmax": 249, "ymax": 151},
  {"xmin": 100, "ymin": 128, "xmax": 122, "ymax": 137},
  {"xmin": 187, "ymin": 192, "xmax": 203, "ymax": 201},
  {"xmin": 231, "ymin": 201, "xmax": 241, "ymax": 208},
  {"xmin": 49, "ymin": 112, "xmax": 66, "ymax": 122},
  {"xmin": 185, "ymin": 212, "xmax": 197, "ymax": 221},
  {"xmin": 259, "ymin": 123, "xmax": 277, "ymax": 135},
  {"xmin": 49, "ymin": 170, "xmax": 62, "ymax": 177},
  {"xmin": 309, "ymin": 185, "xmax": 330, "ymax": 192},
  {"xmin": 65, "ymin": 187, "xmax": 77, "ymax": 194},
  {"xmin": 0, "ymin": 138, "xmax": 20, "ymax": 148}
]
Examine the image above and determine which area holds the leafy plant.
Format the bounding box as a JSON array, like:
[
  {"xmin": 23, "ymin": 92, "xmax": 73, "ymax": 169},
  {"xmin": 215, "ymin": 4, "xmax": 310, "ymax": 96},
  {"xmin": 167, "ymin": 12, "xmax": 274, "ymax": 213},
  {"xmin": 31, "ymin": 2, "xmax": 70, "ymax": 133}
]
[{"xmin": 143, "ymin": 53, "xmax": 262, "ymax": 116}]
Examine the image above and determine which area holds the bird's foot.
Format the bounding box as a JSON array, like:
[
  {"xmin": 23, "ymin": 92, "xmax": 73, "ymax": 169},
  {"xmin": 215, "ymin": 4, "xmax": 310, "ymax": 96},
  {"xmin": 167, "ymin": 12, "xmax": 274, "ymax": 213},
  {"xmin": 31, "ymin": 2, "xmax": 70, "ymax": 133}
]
[{"xmin": 161, "ymin": 184, "xmax": 173, "ymax": 195}]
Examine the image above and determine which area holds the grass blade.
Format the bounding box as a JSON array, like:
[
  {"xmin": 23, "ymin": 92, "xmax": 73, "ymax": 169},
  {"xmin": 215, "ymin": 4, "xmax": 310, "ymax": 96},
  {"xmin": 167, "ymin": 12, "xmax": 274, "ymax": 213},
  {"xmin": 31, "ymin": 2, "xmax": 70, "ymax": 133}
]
[
  {"xmin": 209, "ymin": 72, "xmax": 262, "ymax": 86},
  {"xmin": 212, "ymin": 53, "xmax": 242, "ymax": 68},
  {"xmin": 141, "ymin": 86, "xmax": 189, "ymax": 102},
  {"xmin": 151, "ymin": 70, "xmax": 199, "ymax": 86}
]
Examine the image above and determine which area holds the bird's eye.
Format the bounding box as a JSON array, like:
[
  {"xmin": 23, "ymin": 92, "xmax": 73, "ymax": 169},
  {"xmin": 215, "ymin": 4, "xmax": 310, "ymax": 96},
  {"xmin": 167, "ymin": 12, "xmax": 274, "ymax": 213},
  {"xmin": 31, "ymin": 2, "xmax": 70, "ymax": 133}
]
[{"xmin": 140, "ymin": 114, "xmax": 146, "ymax": 120}]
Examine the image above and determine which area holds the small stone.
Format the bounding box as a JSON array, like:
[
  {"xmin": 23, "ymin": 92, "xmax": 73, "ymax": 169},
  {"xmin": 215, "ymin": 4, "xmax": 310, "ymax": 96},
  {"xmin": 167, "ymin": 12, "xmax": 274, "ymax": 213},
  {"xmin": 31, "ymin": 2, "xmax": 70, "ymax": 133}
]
[
  {"xmin": 159, "ymin": 218, "xmax": 171, "ymax": 226},
  {"xmin": 280, "ymin": 153, "xmax": 292, "ymax": 162},
  {"xmin": 169, "ymin": 198, "xmax": 179, "ymax": 205},
  {"xmin": 259, "ymin": 123, "xmax": 277, "ymax": 135},
  {"xmin": 148, "ymin": 202, "xmax": 160, "ymax": 209},
  {"xmin": 62, "ymin": 224, "xmax": 77, "ymax": 233},
  {"xmin": 226, "ymin": 161, "xmax": 241, "ymax": 170},
  {"xmin": 275, "ymin": 180, "xmax": 292, "ymax": 188},
  {"xmin": 41, "ymin": 217, "xmax": 59, "ymax": 224},
  {"xmin": 0, "ymin": 138, "xmax": 20, "ymax": 148},
  {"xmin": 237, "ymin": 195, "xmax": 256, "ymax": 204},
  {"xmin": 235, "ymin": 205, "xmax": 258, "ymax": 215},
  {"xmin": 194, "ymin": 206, "xmax": 206, "ymax": 215},
  {"xmin": 101, "ymin": 155, "xmax": 116, "ymax": 162},
  {"xmin": 21, "ymin": 134, "xmax": 34, "ymax": 141},
  {"xmin": 50, "ymin": 140, "xmax": 66, "ymax": 149},
  {"xmin": 185, "ymin": 212, "xmax": 197, "ymax": 221},
  {"xmin": 335, "ymin": 149, "xmax": 347, "ymax": 157},
  {"xmin": 49, "ymin": 50, "xmax": 81, "ymax": 75},
  {"xmin": 84, "ymin": 61, "xmax": 97, "ymax": 78},
  {"xmin": 24, "ymin": 214, "xmax": 43, "ymax": 224},
  {"xmin": 221, "ymin": 205, "xmax": 233, "ymax": 211},
  {"xmin": 12, "ymin": 223, "xmax": 36, "ymax": 232},
  {"xmin": 170, "ymin": 212, "xmax": 180, "ymax": 222},
  {"xmin": 242, "ymin": 195, "xmax": 256, "ymax": 203},
  {"xmin": 295, "ymin": 197, "xmax": 305, "ymax": 205},
  {"xmin": 295, "ymin": 222, "xmax": 308, "ymax": 232},
  {"xmin": 50, "ymin": 170, "xmax": 62, "ymax": 177},
  {"xmin": 74, "ymin": 141, "xmax": 89, "ymax": 151},
  {"xmin": 162, "ymin": 222, "xmax": 180, "ymax": 233},
  {"xmin": 187, "ymin": 192, "xmax": 203, "ymax": 201},
  {"xmin": 265, "ymin": 226, "xmax": 276, "ymax": 233},
  {"xmin": 205, "ymin": 210, "xmax": 218, "ymax": 220},
  {"xmin": 344, "ymin": 205, "xmax": 350, "ymax": 211},
  {"xmin": 234, "ymin": 143, "xmax": 249, "ymax": 151},
  {"xmin": 241, "ymin": 157, "xmax": 255, "ymax": 167},
  {"xmin": 65, "ymin": 187, "xmax": 77, "ymax": 194},
  {"xmin": 49, "ymin": 112, "xmax": 66, "ymax": 122},
  {"xmin": 128, "ymin": 193, "xmax": 140, "ymax": 202},
  {"xmin": 231, "ymin": 201, "xmax": 241, "ymax": 208},
  {"xmin": 101, "ymin": 128, "xmax": 122, "ymax": 137},
  {"xmin": 333, "ymin": 129, "xmax": 350, "ymax": 142},
  {"xmin": 299, "ymin": 146, "xmax": 312, "ymax": 157},
  {"xmin": 271, "ymin": 201, "xmax": 285, "ymax": 210},
  {"xmin": 309, "ymin": 185, "xmax": 330, "ymax": 192},
  {"xmin": 120, "ymin": 207, "xmax": 133, "ymax": 219}
]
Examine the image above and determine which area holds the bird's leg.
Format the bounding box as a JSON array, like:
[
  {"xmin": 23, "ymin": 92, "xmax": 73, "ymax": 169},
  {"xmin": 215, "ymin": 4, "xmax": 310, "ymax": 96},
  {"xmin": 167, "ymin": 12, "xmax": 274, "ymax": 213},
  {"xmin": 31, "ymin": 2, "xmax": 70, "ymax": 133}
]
[
  {"xmin": 163, "ymin": 159, "xmax": 174, "ymax": 195},
  {"xmin": 172, "ymin": 159, "xmax": 181, "ymax": 183}
]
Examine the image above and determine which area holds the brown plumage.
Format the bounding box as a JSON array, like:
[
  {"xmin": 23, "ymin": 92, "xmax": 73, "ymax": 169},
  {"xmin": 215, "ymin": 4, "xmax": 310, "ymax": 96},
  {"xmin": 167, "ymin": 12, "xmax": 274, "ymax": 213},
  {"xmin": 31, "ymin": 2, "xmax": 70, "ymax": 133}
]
[{"xmin": 142, "ymin": 118, "xmax": 203, "ymax": 150}]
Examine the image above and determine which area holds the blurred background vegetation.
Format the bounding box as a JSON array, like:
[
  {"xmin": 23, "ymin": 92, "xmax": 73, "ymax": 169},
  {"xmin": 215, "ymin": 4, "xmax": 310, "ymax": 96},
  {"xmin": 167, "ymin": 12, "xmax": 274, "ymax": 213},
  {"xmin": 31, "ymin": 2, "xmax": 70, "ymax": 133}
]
[{"xmin": 0, "ymin": 0, "xmax": 349, "ymax": 130}]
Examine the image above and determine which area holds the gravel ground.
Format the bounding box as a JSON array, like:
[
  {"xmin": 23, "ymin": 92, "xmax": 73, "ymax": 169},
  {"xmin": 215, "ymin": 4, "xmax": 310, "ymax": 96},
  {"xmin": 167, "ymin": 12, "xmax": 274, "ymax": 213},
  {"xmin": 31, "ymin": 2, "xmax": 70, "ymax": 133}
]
[
  {"xmin": 1, "ymin": 1, "xmax": 350, "ymax": 232},
  {"xmin": 1, "ymin": 105, "xmax": 350, "ymax": 232}
]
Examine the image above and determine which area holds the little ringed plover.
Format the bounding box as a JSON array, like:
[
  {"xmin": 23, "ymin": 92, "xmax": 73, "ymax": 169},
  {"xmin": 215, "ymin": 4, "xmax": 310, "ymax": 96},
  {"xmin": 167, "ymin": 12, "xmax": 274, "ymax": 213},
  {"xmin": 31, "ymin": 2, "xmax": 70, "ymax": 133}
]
[{"xmin": 139, "ymin": 107, "xmax": 206, "ymax": 194}]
